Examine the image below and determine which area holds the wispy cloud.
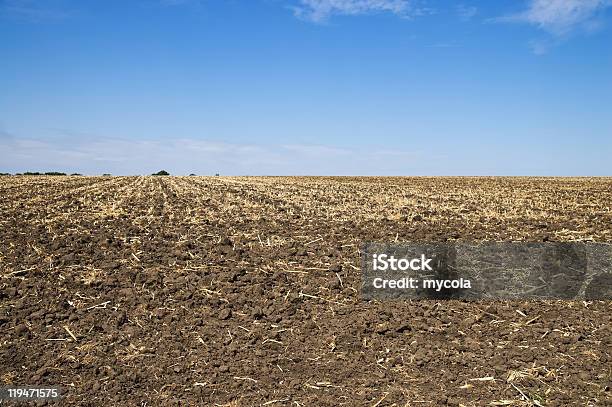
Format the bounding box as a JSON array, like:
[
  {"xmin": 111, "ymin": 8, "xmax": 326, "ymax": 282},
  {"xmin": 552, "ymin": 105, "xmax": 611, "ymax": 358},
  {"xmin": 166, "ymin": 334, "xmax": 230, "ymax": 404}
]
[
  {"xmin": 498, "ymin": 0, "xmax": 611, "ymax": 36},
  {"xmin": 0, "ymin": 134, "xmax": 424, "ymax": 175},
  {"xmin": 281, "ymin": 144, "xmax": 351, "ymax": 157},
  {"xmin": 528, "ymin": 38, "xmax": 553, "ymax": 55},
  {"xmin": 1, "ymin": 0, "xmax": 72, "ymax": 22},
  {"xmin": 428, "ymin": 41, "xmax": 460, "ymax": 48},
  {"xmin": 291, "ymin": 0, "xmax": 426, "ymax": 23},
  {"xmin": 158, "ymin": 0, "xmax": 203, "ymax": 7},
  {"xmin": 456, "ymin": 4, "xmax": 477, "ymax": 21},
  {"xmin": 493, "ymin": 0, "xmax": 612, "ymax": 54}
]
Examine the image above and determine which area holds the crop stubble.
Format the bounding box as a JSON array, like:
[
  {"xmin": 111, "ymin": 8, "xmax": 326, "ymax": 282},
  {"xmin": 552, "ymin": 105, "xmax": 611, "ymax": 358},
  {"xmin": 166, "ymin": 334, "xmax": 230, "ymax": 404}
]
[{"xmin": 0, "ymin": 176, "xmax": 610, "ymax": 406}]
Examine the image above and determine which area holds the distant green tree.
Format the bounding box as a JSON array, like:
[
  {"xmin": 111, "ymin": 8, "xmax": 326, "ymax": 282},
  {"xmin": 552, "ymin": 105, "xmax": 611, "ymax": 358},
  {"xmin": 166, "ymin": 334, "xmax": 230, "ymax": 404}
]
[
  {"xmin": 152, "ymin": 170, "xmax": 170, "ymax": 176},
  {"xmin": 45, "ymin": 171, "xmax": 67, "ymax": 176}
]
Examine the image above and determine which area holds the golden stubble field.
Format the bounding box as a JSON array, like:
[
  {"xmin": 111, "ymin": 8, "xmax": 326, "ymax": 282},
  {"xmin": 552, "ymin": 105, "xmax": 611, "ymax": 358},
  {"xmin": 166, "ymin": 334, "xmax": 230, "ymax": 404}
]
[{"xmin": 0, "ymin": 176, "xmax": 611, "ymax": 406}]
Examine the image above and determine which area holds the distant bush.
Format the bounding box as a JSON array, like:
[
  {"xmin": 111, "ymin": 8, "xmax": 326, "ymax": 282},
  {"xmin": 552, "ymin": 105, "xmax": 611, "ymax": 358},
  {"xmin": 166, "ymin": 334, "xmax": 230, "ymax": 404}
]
[
  {"xmin": 215, "ymin": 173, "xmax": 220, "ymax": 176},
  {"xmin": 44, "ymin": 171, "xmax": 66, "ymax": 176},
  {"xmin": 102, "ymin": 173, "xmax": 112, "ymax": 176},
  {"xmin": 152, "ymin": 170, "xmax": 170, "ymax": 176},
  {"xmin": 189, "ymin": 173, "xmax": 196, "ymax": 176},
  {"xmin": 23, "ymin": 172, "xmax": 41, "ymax": 176},
  {"xmin": 0, "ymin": 172, "xmax": 11, "ymax": 176},
  {"xmin": 70, "ymin": 173, "xmax": 82, "ymax": 176}
]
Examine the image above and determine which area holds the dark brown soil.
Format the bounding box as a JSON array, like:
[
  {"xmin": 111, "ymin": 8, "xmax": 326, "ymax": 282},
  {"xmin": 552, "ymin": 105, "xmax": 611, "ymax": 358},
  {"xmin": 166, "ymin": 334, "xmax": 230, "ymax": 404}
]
[{"xmin": 0, "ymin": 176, "xmax": 610, "ymax": 406}]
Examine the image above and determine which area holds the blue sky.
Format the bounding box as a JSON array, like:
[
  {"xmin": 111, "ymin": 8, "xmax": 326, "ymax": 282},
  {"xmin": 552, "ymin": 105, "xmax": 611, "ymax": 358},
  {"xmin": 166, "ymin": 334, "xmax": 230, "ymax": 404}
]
[{"xmin": 0, "ymin": 0, "xmax": 611, "ymax": 175}]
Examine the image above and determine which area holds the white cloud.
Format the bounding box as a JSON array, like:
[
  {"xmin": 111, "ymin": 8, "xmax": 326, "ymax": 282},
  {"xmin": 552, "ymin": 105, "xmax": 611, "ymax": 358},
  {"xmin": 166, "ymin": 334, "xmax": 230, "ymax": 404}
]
[
  {"xmin": 0, "ymin": 135, "xmax": 424, "ymax": 175},
  {"xmin": 500, "ymin": 0, "xmax": 611, "ymax": 35},
  {"xmin": 292, "ymin": 0, "xmax": 423, "ymax": 23}
]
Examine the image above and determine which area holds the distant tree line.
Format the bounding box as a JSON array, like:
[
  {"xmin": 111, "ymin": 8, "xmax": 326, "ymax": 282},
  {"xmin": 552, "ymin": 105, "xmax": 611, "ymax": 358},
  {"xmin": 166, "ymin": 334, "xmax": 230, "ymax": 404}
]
[
  {"xmin": 0, "ymin": 171, "xmax": 222, "ymax": 176},
  {"xmin": 19, "ymin": 172, "xmax": 67, "ymax": 176},
  {"xmin": 2, "ymin": 172, "xmax": 83, "ymax": 176}
]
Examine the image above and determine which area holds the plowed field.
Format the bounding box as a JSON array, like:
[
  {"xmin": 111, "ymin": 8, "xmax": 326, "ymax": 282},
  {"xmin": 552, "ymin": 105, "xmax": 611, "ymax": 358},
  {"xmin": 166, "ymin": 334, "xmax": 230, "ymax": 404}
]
[{"xmin": 1, "ymin": 176, "xmax": 610, "ymax": 406}]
